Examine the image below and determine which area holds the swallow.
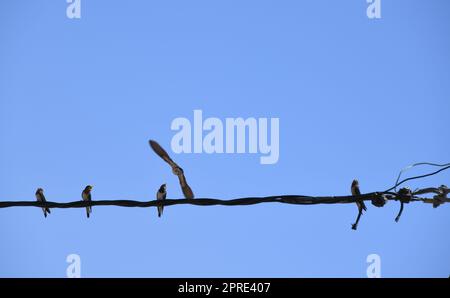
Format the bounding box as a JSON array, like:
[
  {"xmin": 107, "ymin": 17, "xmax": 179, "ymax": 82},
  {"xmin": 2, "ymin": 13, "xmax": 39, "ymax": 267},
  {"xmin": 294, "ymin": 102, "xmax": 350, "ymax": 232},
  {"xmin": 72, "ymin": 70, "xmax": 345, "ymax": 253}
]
[
  {"xmin": 81, "ymin": 185, "xmax": 93, "ymax": 218},
  {"xmin": 35, "ymin": 188, "xmax": 51, "ymax": 218},
  {"xmin": 351, "ymin": 179, "xmax": 367, "ymax": 230},
  {"xmin": 156, "ymin": 183, "xmax": 167, "ymax": 218},
  {"xmin": 149, "ymin": 140, "xmax": 194, "ymax": 199}
]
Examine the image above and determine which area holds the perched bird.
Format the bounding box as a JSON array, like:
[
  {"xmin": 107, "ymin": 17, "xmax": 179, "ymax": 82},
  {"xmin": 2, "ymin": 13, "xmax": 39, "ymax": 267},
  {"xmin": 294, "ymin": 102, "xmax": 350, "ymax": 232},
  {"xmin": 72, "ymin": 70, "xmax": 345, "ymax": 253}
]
[
  {"xmin": 35, "ymin": 188, "xmax": 51, "ymax": 218},
  {"xmin": 351, "ymin": 179, "xmax": 367, "ymax": 211},
  {"xmin": 81, "ymin": 185, "xmax": 93, "ymax": 218},
  {"xmin": 156, "ymin": 183, "xmax": 167, "ymax": 218},
  {"xmin": 351, "ymin": 179, "xmax": 367, "ymax": 230},
  {"xmin": 149, "ymin": 140, "xmax": 194, "ymax": 199}
]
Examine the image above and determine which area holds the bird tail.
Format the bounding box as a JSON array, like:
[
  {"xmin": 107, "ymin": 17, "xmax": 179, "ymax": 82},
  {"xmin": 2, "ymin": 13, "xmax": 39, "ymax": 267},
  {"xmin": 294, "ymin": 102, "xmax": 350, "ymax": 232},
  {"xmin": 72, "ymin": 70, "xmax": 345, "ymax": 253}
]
[
  {"xmin": 46, "ymin": 208, "xmax": 51, "ymax": 214},
  {"xmin": 86, "ymin": 207, "xmax": 90, "ymax": 218},
  {"xmin": 361, "ymin": 201, "xmax": 367, "ymax": 212},
  {"xmin": 357, "ymin": 201, "xmax": 367, "ymax": 212},
  {"xmin": 158, "ymin": 206, "xmax": 163, "ymax": 218}
]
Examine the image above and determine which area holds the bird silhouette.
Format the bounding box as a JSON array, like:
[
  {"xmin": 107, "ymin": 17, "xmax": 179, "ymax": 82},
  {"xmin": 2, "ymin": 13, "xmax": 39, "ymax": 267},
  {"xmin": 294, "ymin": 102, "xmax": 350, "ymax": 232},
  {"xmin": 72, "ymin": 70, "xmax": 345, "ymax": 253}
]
[
  {"xmin": 156, "ymin": 183, "xmax": 167, "ymax": 217},
  {"xmin": 35, "ymin": 188, "xmax": 51, "ymax": 218},
  {"xmin": 149, "ymin": 140, "xmax": 194, "ymax": 199},
  {"xmin": 81, "ymin": 185, "xmax": 93, "ymax": 218},
  {"xmin": 351, "ymin": 179, "xmax": 367, "ymax": 230}
]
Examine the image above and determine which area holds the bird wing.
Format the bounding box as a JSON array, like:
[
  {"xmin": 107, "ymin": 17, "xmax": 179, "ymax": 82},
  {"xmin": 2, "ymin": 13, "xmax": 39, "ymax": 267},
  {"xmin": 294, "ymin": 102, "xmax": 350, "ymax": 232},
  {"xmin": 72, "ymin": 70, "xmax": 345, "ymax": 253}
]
[
  {"xmin": 82, "ymin": 191, "xmax": 91, "ymax": 201},
  {"xmin": 41, "ymin": 194, "xmax": 50, "ymax": 214},
  {"xmin": 157, "ymin": 191, "xmax": 166, "ymax": 200},
  {"xmin": 36, "ymin": 193, "xmax": 47, "ymax": 202},
  {"xmin": 149, "ymin": 140, "xmax": 180, "ymax": 169},
  {"xmin": 353, "ymin": 186, "xmax": 367, "ymax": 211},
  {"xmin": 352, "ymin": 186, "xmax": 361, "ymax": 196}
]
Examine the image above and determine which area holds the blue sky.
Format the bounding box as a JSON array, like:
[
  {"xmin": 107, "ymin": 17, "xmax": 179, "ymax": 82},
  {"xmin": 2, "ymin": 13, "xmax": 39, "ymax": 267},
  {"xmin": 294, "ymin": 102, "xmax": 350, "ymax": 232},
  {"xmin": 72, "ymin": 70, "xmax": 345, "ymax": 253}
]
[{"xmin": 0, "ymin": 0, "xmax": 449, "ymax": 277}]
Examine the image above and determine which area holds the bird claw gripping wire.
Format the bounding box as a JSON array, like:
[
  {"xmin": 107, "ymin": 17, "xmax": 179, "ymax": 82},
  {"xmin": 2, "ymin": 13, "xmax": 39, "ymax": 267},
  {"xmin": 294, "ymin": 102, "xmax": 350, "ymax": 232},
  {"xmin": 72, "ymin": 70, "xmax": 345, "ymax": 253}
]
[
  {"xmin": 395, "ymin": 187, "xmax": 413, "ymax": 222},
  {"xmin": 433, "ymin": 185, "xmax": 448, "ymax": 208}
]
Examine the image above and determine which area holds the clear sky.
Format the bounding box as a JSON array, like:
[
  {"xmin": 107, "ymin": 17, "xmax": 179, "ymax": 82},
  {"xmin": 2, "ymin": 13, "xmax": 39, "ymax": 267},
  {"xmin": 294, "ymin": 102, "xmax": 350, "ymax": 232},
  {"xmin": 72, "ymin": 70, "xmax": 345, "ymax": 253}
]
[{"xmin": 0, "ymin": 0, "xmax": 449, "ymax": 277}]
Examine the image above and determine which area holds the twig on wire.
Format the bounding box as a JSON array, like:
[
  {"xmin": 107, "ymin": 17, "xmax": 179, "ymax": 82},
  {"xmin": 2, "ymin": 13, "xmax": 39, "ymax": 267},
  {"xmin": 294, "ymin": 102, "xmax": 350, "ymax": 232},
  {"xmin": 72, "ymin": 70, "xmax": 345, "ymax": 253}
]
[
  {"xmin": 149, "ymin": 140, "xmax": 194, "ymax": 199},
  {"xmin": 393, "ymin": 162, "xmax": 450, "ymax": 192},
  {"xmin": 385, "ymin": 164, "xmax": 450, "ymax": 193}
]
